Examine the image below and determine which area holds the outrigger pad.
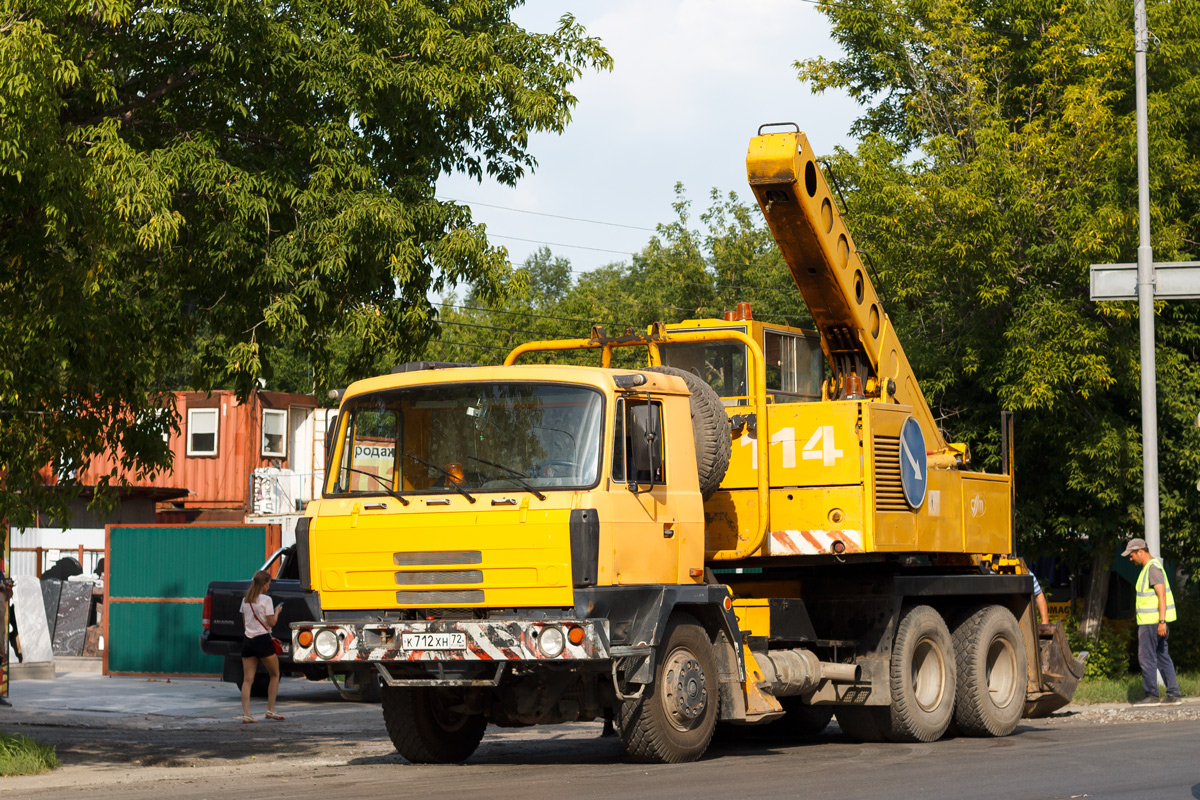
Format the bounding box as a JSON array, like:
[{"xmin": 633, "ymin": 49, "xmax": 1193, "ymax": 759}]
[{"xmin": 1023, "ymin": 623, "xmax": 1088, "ymax": 718}]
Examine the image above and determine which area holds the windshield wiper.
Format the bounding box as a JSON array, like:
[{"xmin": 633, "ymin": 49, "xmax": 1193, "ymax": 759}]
[
  {"xmin": 339, "ymin": 467, "xmax": 409, "ymax": 505},
  {"xmin": 404, "ymin": 454, "xmax": 477, "ymax": 504},
  {"xmin": 467, "ymin": 456, "xmax": 546, "ymax": 501}
]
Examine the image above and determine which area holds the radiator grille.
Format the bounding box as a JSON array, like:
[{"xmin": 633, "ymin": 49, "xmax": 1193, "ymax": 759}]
[
  {"xmin": 395, "ymin": 590, "xmax": 485, "ymax": 605},
  {"xmin": 394, "ymin": 551, "xmax": 482, "ymax": 566},
  {"xmin": 873, "ymin": 434, "xmax": 908, "ymax": 511},
  {"xmin": 395, "ymin": 570, "xmax": 484, "ymax": 585}
]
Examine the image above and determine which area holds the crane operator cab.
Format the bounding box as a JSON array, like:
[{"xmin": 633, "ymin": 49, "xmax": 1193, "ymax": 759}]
[{"xmin": 657, "ymin": 302, "xmax": 824, "ymax": 407}]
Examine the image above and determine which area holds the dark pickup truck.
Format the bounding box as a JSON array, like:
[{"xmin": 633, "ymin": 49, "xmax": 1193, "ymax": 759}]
[{"xmin": 200, "ymin": 545, "xmax": 378, "ymax": 700}]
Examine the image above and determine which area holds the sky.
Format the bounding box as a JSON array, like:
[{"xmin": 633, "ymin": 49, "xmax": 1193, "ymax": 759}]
[{"xmin": 436, "ymin": 0, "xmax": 862, "ymax": 280}]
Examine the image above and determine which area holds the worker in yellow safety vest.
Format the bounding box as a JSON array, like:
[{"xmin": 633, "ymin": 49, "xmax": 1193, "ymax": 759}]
[{"xmin": 1122, "ymin": 537, "xmax": 1182, "ymax": 704}]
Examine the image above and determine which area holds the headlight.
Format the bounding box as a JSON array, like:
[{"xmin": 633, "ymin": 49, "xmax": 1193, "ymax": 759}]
[
  {"xmin": 314, "ymin": 628, "xmax": 340, "ymax": 659},
  {"xmin": 537, "ymin": 626, "xmax": 565, "ymax": 658}
]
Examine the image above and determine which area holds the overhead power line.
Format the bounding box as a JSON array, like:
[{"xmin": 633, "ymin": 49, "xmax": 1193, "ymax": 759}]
[
  {"xmin": 437, "ymin": 196, "xmax": 655, "ymax": 232},
  {"xmin": 488, "ymin": 234, "xmax": 637, "ymax": 258}
]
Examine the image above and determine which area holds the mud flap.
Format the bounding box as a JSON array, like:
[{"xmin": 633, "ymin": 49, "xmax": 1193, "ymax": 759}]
[
  {"xmin": 1024, "ymin": 622, "xmax": 1088, "ymax": 718},
  {"xmin": 738, "ymin": 645, "xmax": 784, "ymax": 723}
]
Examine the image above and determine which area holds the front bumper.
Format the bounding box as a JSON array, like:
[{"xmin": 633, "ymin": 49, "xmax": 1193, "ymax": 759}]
[{"xmin": 290, "ymin": 618, "xmax": 611, "ymax": 663}]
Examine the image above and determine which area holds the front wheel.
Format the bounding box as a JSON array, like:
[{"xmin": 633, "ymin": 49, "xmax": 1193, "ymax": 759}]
[
  {"xmin": 619, "ymin": 613, "xmax": 719, "ymax": 763},
  {"xmin": 381, "ymin": 686, "xmax": 486, "ymax": 764}
]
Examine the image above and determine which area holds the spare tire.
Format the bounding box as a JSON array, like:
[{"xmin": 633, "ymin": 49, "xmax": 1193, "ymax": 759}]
[{"xmin": 642, "ymin": 365, "xmax": 731, "ymax": 499}]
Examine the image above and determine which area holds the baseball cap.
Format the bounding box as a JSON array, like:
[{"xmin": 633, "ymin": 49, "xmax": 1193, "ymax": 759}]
[{"xmin": 1120, "ymin": 537, "xmax": 1149, "ymax": 557}]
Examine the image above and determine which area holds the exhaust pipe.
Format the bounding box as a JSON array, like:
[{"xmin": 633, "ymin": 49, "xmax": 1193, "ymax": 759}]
[{"xmin": 754, "ymin": 648, "xmax": 860, "ymax": 697}]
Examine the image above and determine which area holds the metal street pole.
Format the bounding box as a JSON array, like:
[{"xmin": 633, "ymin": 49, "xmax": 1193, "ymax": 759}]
[{"xmin": 1134, "ymin": 0, "xmax": 1160, "ymax": 557}]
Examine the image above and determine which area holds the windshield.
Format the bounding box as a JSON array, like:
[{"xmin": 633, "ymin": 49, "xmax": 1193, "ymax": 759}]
[{"xmin": 328, "ymin": 382, "xmax": 604, "ymax": 496}]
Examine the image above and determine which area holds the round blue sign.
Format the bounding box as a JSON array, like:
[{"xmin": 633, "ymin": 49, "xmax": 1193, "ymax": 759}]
[{"xmin": 898, "ymin": 416, "xmax": 927, "ymax": 509}]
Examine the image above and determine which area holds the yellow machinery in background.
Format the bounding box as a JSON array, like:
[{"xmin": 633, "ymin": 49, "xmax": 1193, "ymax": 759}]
[{"xmin": 289, "ymin": 125, "xmax": 1083, "ymax": 765}]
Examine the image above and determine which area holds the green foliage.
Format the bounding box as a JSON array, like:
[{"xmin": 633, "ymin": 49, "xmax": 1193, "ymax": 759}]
[
  {"xmin": 0, "ymin": 1, "xmax": 610, "ymax": 526},
  {"xmin": 1071, "ymin": 672, "xmax": 1200, "ymax": 705},
  {"xmin": 1166, "ymin": 583, "xmax": 1200, "ymax": 672},
  {"xmin": 0, "ymin": 732, "xmax": 59, "ymax": 776},
  {"xmin": 1065, "ymin": 617, "xmax": 1134, "ymax": 680},
  {"xmin": 799, "ymin": 0, "xmax": 1200, "ymax": 573}
]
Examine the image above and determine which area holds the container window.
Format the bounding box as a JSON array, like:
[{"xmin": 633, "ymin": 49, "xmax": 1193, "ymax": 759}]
[
  {"xmin": 262, "ymin": 409, "xmax": 287, "ymax": 457},
  {"xmin": 187, "ymin": 408, "xmax": 219, "ymax": 456}
]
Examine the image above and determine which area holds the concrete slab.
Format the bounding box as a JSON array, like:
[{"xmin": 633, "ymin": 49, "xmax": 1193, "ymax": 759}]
[
  {"xmin": 55, "ymin": 656, "xmax": 102, "ymax": 674},
  {"xmin": 11, "ymin": 661, "xmax": 56, "ymax": 680}
]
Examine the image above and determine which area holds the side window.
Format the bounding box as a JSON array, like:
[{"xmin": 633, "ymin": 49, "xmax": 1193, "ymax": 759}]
[
  {"xmin": 620, "ymin": 399, "xmax": 664, "ymax": 486},
  {"xmin": 612, "ymin": 399, "xmax": 627, "ymax": 483},
  {"xmin": 261, "ymin": 409, "xmax": 287, "ymax": 457},
  {"xmin": 187, "ymin": 408, "xmax": 219, "ymax": 456},
  {"xmin": 764, "ymin": 331, "xmax": 824, "ymax": 403}
]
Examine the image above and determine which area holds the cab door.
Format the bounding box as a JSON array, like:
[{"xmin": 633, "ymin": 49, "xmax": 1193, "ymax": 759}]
[{"xmin": 608, "ymin": 396, "xmax": 681, "ymax": 584}]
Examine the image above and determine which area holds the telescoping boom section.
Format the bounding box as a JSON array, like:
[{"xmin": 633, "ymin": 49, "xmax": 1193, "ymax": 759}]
[{"xmin": 746, "ymin": 125, "xmax": 963, "ymax": 466}]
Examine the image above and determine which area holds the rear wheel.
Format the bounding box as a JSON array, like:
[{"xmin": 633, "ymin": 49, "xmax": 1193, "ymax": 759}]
[
  {"xmin": 883, "ymin": 605, "xmax": 956, "ymax": 742},
  {"xmin": 381, "ymin": 686, "xmax": 486, "ymax": 764},
  {"xmin": 620, "ymin": 614, "xmax": 719, "ymax": 763},
  {"xmin": 952, "ymin": 605, "xmax": 1026, "ymax": 737}
]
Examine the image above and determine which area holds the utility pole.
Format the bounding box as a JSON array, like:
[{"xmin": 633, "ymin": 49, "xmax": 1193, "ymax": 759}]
[
  {"xmin": 1133, "ymin": 0, "xmax": 1159, "ymax": 558},
  {"xmin": 1093, "ymin": 5, "xmax": 1200, "ymax": 556}
]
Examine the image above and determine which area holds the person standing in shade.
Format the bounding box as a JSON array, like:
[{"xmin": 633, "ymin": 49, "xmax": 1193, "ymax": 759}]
[
  {"xmin": 240, "ymin": 570, "xmax": 286, "ymax": 722},
  {"xmin": 1031, "ymin": 573, "xmax": 1050, "ymax": 625},
  {"xmin": 1122, "ymin": 538, "xmax": 1182, "ymax": 704}
]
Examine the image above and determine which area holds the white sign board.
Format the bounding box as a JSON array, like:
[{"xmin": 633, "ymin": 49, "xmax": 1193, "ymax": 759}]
[{"xmin": 1089, "ymin": 262, "xmax": 1200, "ymax": 301}]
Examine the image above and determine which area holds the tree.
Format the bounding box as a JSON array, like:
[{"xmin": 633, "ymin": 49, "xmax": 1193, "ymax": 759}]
[
  {"xmin": 799, "ymin": 0, "xmax": 1200, "ymax": 633},
  {"xmin": 0, "ymin": 1, "xmax": 610, "ymax": 527}
]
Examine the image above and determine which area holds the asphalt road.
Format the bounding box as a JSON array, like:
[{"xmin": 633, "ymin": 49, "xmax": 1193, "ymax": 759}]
[{"xmin": 3, "ymin": 671, "xmax": 1199, "ymax": 799}]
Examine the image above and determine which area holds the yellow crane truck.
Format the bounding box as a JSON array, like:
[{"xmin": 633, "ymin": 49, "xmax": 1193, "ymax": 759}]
[{"xmin": 289, "ymin": 125, "xmax": 1084, "ymax": 764}]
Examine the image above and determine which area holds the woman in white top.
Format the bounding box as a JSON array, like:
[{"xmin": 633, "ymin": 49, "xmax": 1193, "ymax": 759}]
[{"xmin": 239, "ymin": 570, "xmax": 284, "ymax": 723}]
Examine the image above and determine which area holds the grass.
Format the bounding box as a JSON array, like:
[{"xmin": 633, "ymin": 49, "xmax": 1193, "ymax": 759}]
[
  {"xmin": 1071, "ymin": 671, "xmax": 1200, "ymax": 705},
  {"xmin": 0, "ymin": 732, "xmax": 59, "ymax": 776}
]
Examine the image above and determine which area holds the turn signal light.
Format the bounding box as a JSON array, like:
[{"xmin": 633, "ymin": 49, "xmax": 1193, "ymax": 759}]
[
  {"xmin": 567, "ymin": 625, "xmax": 585, "ymax": 646},
  {"xmin": 297, "ymin": 629, "xmax": 314, "ymax": 648}
]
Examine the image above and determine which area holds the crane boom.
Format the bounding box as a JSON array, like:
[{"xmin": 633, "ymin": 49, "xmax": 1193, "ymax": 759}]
[{"xmin": 746, "ymin": 127, "xmax": 957, "ymax": 461}]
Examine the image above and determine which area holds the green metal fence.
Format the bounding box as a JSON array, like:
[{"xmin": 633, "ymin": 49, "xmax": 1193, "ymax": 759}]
[{"xmin": 105, "ymin": 525, "xmax": 272, "ymax": 675}]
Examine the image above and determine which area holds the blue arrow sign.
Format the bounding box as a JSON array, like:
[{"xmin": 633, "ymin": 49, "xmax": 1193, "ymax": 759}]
[{"xmin": 899, "ymin": 416, "xmax": 927, "ymax": 509}]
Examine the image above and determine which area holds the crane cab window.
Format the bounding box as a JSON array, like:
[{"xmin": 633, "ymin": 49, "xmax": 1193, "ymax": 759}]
[
  {"xmin": 764, "ymin": 331, "xmax": 823, "ymax": 403},
  {"xmin": 657, "ymin": 342, "xmax": 748, "ymax": 406},
  {"xmin": 612, "ymin": 398, "xmax": 664, "ymax": 488}
]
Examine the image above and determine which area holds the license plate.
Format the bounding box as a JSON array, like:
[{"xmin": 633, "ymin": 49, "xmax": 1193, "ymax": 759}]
[{"xmin": 402, "ymin": 632, "xmax": 467, "ymax": 651}]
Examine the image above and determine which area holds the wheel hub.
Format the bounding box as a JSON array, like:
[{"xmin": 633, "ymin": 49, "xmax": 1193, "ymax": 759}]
[{"xmin": 664, "ymin": 651, "xmax": 707, "ymax": 730}]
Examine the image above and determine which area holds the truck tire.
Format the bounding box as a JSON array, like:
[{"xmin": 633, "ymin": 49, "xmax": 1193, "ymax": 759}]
[
  {"xmin": 619, "ymin": 613, "xmax": 719, "ymax": 763},
  {"xmin": 881, "ymin": 605, "xmax": 956, "ymax": 742},
  {"xmin": 381, "ymin": 686, "xmax": 486, "ymax": 764},
  {"xmin": 835, "ymin": 706, "xmax": 890, "ymax": 742},
  {"xmin": 642, "ymin": 366, "xmax": 731, "ymax": 500},
  {"xmin": 951, "ymin": 605, "xmax": 1026, "ymax": 737}
]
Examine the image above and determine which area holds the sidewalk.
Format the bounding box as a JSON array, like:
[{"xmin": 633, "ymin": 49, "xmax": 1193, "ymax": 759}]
[{"xmin": 2, "ymin": 669, "xmax": 380, "ymax": 730}]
